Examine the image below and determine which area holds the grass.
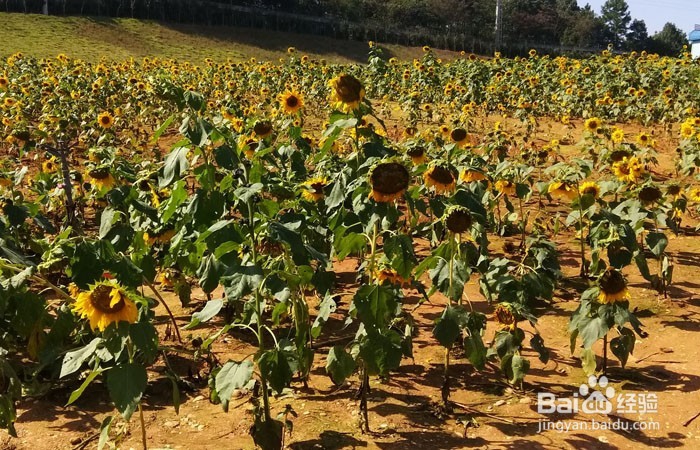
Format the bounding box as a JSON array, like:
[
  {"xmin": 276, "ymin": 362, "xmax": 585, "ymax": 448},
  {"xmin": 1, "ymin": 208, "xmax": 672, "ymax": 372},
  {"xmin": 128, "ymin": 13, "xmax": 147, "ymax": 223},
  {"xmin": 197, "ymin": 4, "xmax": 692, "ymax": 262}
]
[{"xmin": 1, "ymin": 13, "xmax": 460, "ymax": 63}]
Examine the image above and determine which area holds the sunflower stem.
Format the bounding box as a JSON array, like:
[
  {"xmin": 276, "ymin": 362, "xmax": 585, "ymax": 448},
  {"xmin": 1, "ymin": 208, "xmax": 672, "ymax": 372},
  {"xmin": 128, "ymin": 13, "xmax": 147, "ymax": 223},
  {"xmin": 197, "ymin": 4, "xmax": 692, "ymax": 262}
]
[
  {"xmin": 603, "ymin": 334, "xmax": 608, "ymax": 375},
  {"xmin": 143, "ymin": 277, "xmax": 183, "ymax": 345},
  {"xmin": 138, "ymin": 403, "xmax": 148, "ymax": 450},
  {"xmin": 576, "ymin": 182, "xmax": 587, "ymax": 278},
  {"xmin": 249, "ymin": 199, "xmax": 271, "ymax": 423}
]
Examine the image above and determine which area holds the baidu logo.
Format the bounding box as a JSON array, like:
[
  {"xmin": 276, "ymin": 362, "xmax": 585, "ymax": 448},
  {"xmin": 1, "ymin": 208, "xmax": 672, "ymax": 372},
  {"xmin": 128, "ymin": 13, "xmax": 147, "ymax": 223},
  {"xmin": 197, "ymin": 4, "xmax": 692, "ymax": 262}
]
[{"xmin": 538, "ymin": 375, "xmax": 616, "ymax": 415}]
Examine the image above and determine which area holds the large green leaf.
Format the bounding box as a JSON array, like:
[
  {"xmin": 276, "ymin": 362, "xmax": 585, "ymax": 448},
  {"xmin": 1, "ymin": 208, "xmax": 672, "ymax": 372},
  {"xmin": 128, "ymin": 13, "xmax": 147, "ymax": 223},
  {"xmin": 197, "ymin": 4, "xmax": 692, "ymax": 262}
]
[
  {"xmin": 106, "ymin": 363, "xmax": 147, "ymax": 420},
  {"xmin": 326, "ymin": 346, "xmax": 356, "ymax": 385},
  {"xmin": 311, "ymin": 294, "xmax": 336, "ymax": 339},
  {"xmin": 610, "ymin": 327, "xmax": 635, "ymax": 368},
  {"xmin": 383, "ymin": 234, "xmax": 417, "ymax": 279},
  {"xmin": 60, "ymin": 338, "xmax": 101, "ymax": 378},
  {"xmin": 215, "ymin": 360, "xmax": 254, "ymax": 412},
  {"xmin": 258, "ymin": 349, "xmax": 294, "ymax": 394},
  {"xmin": 185, "ymin": 299, "xmax": 224, "ymax": 330},
  {"xmin": 352, "ymin": 284, "xmax": 398, "ymax": 331},
  {"xmin": 159, "ymin": 147, "xmax": 189, "ymax": 188},
  {"xmin": 433, "ymin": 305, "xmax": 466, "ymax": 349},
  {"xmin": 359, "ymin": 330, "xmax": 403, "ymax": 376}
]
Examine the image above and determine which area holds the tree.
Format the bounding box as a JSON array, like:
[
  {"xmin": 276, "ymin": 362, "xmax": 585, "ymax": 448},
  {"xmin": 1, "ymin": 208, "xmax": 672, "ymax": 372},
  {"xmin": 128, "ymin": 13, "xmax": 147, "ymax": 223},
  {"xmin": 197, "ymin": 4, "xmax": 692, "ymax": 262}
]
[
  {"xmin": 626, "ymin": 19, "xmax": 649, "ymax": 51},
  {"xmin": 650, "ymin": 22, "xmax": 688, "ymax": 56},
  {"xmin": 560, "ymin": 5, "xmax": 607, "ymax": 48},
  {"xmin": 601, "ymin": 0, "xmax": 631, "ymax": 49}
]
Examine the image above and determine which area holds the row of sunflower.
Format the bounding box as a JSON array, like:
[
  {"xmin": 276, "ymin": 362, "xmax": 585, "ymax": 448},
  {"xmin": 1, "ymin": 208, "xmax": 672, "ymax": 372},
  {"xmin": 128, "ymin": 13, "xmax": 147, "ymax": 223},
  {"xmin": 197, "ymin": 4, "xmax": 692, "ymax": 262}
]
[{"xmin": 0, "ymin": 46, "xmax": 698, "ymax": 448}]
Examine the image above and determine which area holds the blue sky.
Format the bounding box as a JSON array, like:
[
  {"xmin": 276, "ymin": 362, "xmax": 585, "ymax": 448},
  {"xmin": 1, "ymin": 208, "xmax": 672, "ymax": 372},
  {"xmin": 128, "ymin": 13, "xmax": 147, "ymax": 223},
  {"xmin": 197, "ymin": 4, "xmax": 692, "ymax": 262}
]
[{"xmin": 579, "ymin": 0, "xmax": 700, "ymax": 35}]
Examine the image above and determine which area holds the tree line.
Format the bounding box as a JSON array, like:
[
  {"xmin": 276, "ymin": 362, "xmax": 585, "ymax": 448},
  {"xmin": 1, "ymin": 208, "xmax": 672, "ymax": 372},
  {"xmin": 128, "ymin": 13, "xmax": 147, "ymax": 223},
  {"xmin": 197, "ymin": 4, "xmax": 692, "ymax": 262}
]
[{"xmin": 3, "ymin": 0, "xmax": 690, "ymax": 56}]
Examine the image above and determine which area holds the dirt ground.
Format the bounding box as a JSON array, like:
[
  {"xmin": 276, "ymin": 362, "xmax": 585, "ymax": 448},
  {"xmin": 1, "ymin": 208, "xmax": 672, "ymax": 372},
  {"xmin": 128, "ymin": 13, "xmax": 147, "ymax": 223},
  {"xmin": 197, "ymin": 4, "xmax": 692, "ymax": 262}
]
[{"xmin": 4, "ymin": 119, "xmax": 700, "ymax": 450}]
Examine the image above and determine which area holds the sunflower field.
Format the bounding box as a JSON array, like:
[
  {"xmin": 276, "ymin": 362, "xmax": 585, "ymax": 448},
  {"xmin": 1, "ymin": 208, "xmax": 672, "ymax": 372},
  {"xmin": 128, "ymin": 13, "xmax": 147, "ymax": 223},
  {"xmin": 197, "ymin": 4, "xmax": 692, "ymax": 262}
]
[{"xmin": 1, "ymin": 44, "xmax": 700, "ymax": 449}]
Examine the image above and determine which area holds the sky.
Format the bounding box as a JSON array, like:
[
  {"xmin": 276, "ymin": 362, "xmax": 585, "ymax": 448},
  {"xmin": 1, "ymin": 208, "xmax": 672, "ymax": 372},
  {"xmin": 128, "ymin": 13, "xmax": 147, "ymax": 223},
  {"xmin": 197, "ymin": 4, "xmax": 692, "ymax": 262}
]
[{"xmin": 578, "ymin": 0, "xmax": 700, "ymax": 35}]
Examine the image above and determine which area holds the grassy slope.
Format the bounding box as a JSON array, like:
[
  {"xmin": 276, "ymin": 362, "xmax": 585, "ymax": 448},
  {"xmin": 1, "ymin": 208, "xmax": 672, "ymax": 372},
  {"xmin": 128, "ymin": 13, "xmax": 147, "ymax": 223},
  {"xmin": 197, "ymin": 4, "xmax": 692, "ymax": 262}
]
[{"xmin": 1, "ymin": 12, "xmax": 458, "ymax": 63}]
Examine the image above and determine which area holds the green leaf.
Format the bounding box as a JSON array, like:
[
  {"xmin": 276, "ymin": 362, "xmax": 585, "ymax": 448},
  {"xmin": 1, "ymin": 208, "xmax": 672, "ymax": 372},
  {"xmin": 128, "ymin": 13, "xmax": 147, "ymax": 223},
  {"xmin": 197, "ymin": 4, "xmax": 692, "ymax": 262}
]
[
  {"xmin": 258, "ymin": 349, "xmax": 293, "ymax": 394},
  {"xmin": 433, "ymin": 305, "xmax": 465, "ymax": 348},
  {"xmin": 325, "ymin": 346, "xmax": 356, "ymax": 385},
  {"xmin": 505, "ymin": 354, "xmax": 530, "ymax": 384},
  {"xmin": 645, "ymin": 232, "xmax": 668, "ymax": 258},
  {"xmin": 359, "ymin": 330, "xmax": 403, "ymax": 376},
  {"xmin": 215, "ymin": 360, "xmax": 254, "ymax": 412},
  {"xmin": 106, "ymin": 363, "xmax": 147, "ymax": 420},
  {"xmin": 159, "ymin": 147, "xmax": 189, "ymax": 188},
  {"xmin": 66, "ymin": 368, "xmax": 103, "ymax": 406},
  {"xmin": 430, "ymin": 257, "xmax": 469, "ymax": 302},
  {"xmin": 222, "ymin": 264, "xmax": 264, "ymax": 301},
  {"xmin": 60, "ymin": 338, "xmax": 101, "ymax": 378},
  {"xmin": 463, "ymin": 332, "xmax": 487, "ymax": 370},
  {"xmin": 151, "ymin": 115, "xmax": 175, "ymax": 143},
  {"xmin": 610, "ymin": 328, "xmax": 635, "ymax": 368},
  {"xmin": 268, "ymin": 221, "xmax": 309, "ymax": 266},
  {"xmin": 99, "ymin": 207, "xmax": 120, "ymax": 239},
  {"xmin": 161, "ymin": 180, "xmax": 188, "ymax": 223},
  {"xmin": 97, "ymin": 416, "xmax": 113, "ymax": 450},
  {"xmin": 578, "ymin": 315, "xmax": 609, "ymax": 349},
  {"xmin": 383, "ymin": 234, "xmax": 417, "ymax": 279},
  {"xmin": 185, "ymin": 299, "xmax": 224, "ymax": 330},
  {"xmin": 352, "ymin": 284, "xmax": 398, "ymax": 331},
  {"xmin": 311, "ymin": 294, "xmax": 336, "ymax": 339},
  {"xmin": 129, "ymin": 323, "xmax": 159, "ymax": 363},
  {"xmin": 334, "ymin": 232, "xmax": 366, "ymax": 259},
  {"xmin": 581, "ymin": 348, "xmax": 597, "ymax": 375}
]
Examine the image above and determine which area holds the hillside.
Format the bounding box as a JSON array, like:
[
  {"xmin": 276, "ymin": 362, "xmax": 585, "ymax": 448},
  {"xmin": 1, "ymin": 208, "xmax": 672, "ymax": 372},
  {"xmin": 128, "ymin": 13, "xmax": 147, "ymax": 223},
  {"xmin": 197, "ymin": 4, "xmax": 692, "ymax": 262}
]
[{"xmin": 1, "ymin": 12, "xmax": 460, "ymax": 63}]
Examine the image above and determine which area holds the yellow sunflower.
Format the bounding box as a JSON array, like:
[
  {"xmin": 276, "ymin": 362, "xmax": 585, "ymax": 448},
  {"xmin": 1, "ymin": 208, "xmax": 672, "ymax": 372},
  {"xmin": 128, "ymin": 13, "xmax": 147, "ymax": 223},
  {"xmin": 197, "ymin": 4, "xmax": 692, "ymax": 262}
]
[
  {"xmin": 72, "ymin": 282, "xmax": 138, "ymax": 331},
  {"xmin": 548, "ymin": 181, "xmax": 577, "ymax": 201},
  {"xmin": 584, "ymin": 117, "xmax": 602, "ymax": 133},
  {"xmin": 369, "ymin": 162, "xmax": 410, "ymax": 202},
  {"xmin": 636, "ymin": 132, "xmax": 653, "ymax": 147},
  {"xmin": 328, "ymin": 74, "xmax": 365, "ymax": 112},
  {"xmin": 0, "ymin": 76, "xmax": 8, "ymax": 90},
  {"xmin": 612, "ymin": 156, "xmax": 644, "ymax": 183},
  {"xmin": 301, "ymin": 176, "xmax": 328, "ymax": 202},
  {"xmin": 688, "ymin": 187, "xmax": 700, "ymax": 202},
  {"xmin": 406, "ymin": 146, "xmax": 427, "ymax": 165},
  {"xmin": 611, "ymin": 128, "xmax": 625, "ymax": 143},
  {"xmin": 680, "ymin": 122, "xmax": 694, "ymax": 139},
  {"xmin": 460, "ymin": 168, "xmax": 488, "ymax": 183},
  {"xmin": 579, "ymin": 181, "xmax": 600, "ymax": 198},
  {"xmin": 42, "ymin": 159, "xmax": 58, "ymax": 173},
  {"xmin": 87, "ymin": 167, "xmax": 115, "ymax": 190},
  {"xmin": 597, "ymin": 268, "xmax": 630, "ymax": 304},
  {"xmin": 495, "ymin": 179, "xmax": 516, "ymax": 196},
  {"xmin": 97, "ymin": 111, "xmax": 114, "ymax": 129},
  {"xmin": 374, "ymin": 267, "xmax": 410, "ymax": 287},
  {"xmin": 450, "ymin": 128, "xmax": 469, "ymax": 147},
  {"xmin": 279, "ymin": 91, "xmax": 304, "ymax": 114},
  {"xmin": 424, "ymin": 164, "xmax": 456, "ymax": 195}
]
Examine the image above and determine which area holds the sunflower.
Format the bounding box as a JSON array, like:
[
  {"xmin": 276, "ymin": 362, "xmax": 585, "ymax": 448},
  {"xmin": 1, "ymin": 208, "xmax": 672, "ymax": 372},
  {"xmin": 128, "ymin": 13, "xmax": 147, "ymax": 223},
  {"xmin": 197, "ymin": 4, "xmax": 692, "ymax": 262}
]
[
  {"xmin": 424, "ymin": 164, "xmax": 456, "ymax": 195},
  {"xmin": 638, "ymin": 185, "xmax": 662, "ymax": 204},
  {"xmin": 369, "ymin": 161, "xmax": 410, "ymax": 202},
  {"xmin": 0, "ymin": 76, "xmax": 8, "ymax": 90},
  {"xmin": 42, "ymin": 159, "xmax": 58, "ymax": 173},
  {"xmin": 374, "ymin": 267, "xmax": 410, "ymax": 287},
  {"xmin": 584, "ymin": 117, "xmax": 602, "ymax": 133},
  {"xmin": 548, "ymin": 181, "xmax": 577, "ymax": 201},
  {"xmin": 301, "ymin": 176, "xmax": 328, "ymax": 202},
  {"xmin": 579, "ymin": 181, "xmax": 600, "ymax": 198},
  {"xmin": 97, "ymin": 111, "xmax": 114, "ymax": 129},
  {"xmin": 404, "ymin": 126, "xmax": 417, "ymax": 138},
  {"xmin": 688, "ymin": 187, "xmax": 700, "ymax": 202},
  {"xmin": 144, "ymin": 228, "xmax": 176, "ymax": 246},
  {"xmin": 72, "ymin": 281, "xmax": 138, "ymax": 331},
  {"xmin": 238, "ymin": 135, "xmax": 258, "ymax": 159},
  {"xmin": 460, "ymin": 168, "xmax": 488, "ymax": 183},
  {"xmin": 279, "ymin": 91, "xmax": 304, "ymax": 114},
  {"xmin": 494, "ymin": 303, "xmax": 517, "ymax": 331},
  {"xmin": 406, "ymin": 146, "xmax": 427, "ymax": 165},
  {"xmin": 328, "ymin": 74, "xmax": 365, "ymax": 111},
  {"xmin": 443, "ymin": 206, "xmax": 472, "ymax": 234},
  {"xmin": 680, "ymin": 122, "xmax": 694, "ymax": 139},
  {"xmin": 636, "ymin": 132, "xmax": 653, "ymax": 147},
  {"xmin": 666, "ymin": 184, "xmax": 682, "ymax": 198},
  {"xmin": 611, "ymin": 128, "xmax": 625, "ymax": 143},
  {"xmin": 439, "ymin": 125, "xmax": 450, "ymax": 137},
  {"xmin": 597, "ymin": 267, "xmax": 629, "ymax": 304},
  {"xmin": 253, "ymin": 121, "xmax": 273, "ymax": 138},
  {"xmin": 87, "ymin": 167, "xmax": 115, "ymax": 190},
  {"xmin": 450, "ymin": 128, "xmax": 469, "ymax": 147},
  {"xmin": 612, "ymin": 156, "xmax": 644, "ymax": 183},
  {"xmin": 495, "ymin": 179, "xmax": 516, "ymax": 196}
]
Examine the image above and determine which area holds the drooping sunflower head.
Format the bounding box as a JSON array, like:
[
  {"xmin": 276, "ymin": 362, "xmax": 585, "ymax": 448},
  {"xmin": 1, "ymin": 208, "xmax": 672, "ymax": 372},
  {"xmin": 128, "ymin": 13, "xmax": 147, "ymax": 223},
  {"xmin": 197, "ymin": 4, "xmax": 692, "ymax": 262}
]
[
  {"xmin": 97, "ymin": 111, "xmax": 114, "ymax": 129},
  {"xmin": 494, "ymin": 303, "xmax": 517, "ymax": 331},
  {"xmin": 374, "ymin": 266, "xmax": 410, "ymax": 287},
  {"xmin": 597, "ymin": 267, "xmax": 629, "ymax": 304},
  {"xmin": 279, "ymin": 91, "xmax": 304, "ymax": 114},
  {"xmin": 72, "ymin": 281, "xmax": 138, "ymax": 331},
  {"xmin": 253, "ymin": 121, "xmax": 273, "ymax": 138},
  {"xmin": 666, "ymin": 184, "xmax": 682, "ymax": 198},
  {"xmin": 301, "ymin": 176, "xmax": 329, "ymax": 202},
  {"xmin": 328, "ymin": 74, "xmax": 365, "ymax": 111},
  {"xmin": 609, "ymin": 149, "xmax": 632, "ymax": 163},
  {"xmin": 450, "ymin": 128, "xmax": 469, "ymax": 147},
  {"xmin": 460, "ymin": 168, "xmax": 488, "ymax": 184},
  {"xmin": 548, "ymin": 180, "xmax": 577, "ymax": 202},
  {"xmin": 495, "ymin": 179, "xmax": 516, "ymax": 196},
  {"xmin": 87, "ymin": 167, "xmax": 115, "ymax": 190},
  {"xmin": 443, "ymin": 205, "xmax": 472, "ymax": 234},
  {"xmin": 579, "ymin": 181, "xmax": 600, "ymax": 198},
  {"xmin": 369, "ymin": 161, "xmax": 410, "ymax": 203},
  {"xmin": 638, "ymin": 184, "xmax": 662, "ymax": 204},
  {"xmin": 406, "ymin": 146, "xmax": 427, "ymax": 165},
  {"xmin": 424, "ymin": 163, "xmax": 456, "ymax": 195}
]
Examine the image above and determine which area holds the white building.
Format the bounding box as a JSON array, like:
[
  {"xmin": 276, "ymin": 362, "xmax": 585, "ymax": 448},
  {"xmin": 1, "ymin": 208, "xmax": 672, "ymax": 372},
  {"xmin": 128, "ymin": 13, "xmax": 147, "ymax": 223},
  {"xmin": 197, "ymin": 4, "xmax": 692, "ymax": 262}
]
[{"xmin": 690, "ymin": 25, "xmax": 700, "ymax": 59}]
